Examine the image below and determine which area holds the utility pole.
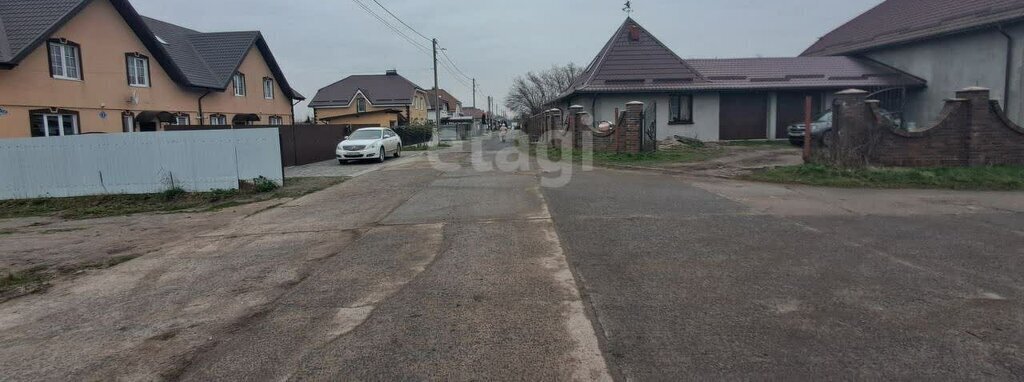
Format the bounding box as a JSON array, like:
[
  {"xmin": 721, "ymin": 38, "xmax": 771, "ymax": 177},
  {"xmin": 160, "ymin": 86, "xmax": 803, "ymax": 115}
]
[
  {"xmin": 487, "ymin": 96, "xmax": 493, "ymax": 126},
  {"xmin": 432, "ymin": 38, "xmax": 441, "ymax": 145},
  {"xmin": 472, "ymin": 78, "xmax": 476, "ymax": 109}
]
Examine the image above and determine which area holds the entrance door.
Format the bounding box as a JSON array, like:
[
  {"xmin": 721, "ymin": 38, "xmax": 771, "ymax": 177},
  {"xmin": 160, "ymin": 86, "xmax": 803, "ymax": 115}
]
[
  {"xmin": 719, "ymin": 93, "xmax": 768, "ymax": 140},
  {"xmin": 775, "ymin": 92, "xmax": 822, "ymax": 139}
]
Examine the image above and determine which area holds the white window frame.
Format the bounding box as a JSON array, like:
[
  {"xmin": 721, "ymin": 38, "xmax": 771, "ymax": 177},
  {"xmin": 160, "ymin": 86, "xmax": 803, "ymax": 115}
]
[
  {"xmin": 210, "ymin": 114, "xmax": 227, "ymax": 125},
  {"xmin": 175, "ymin": 114, "xmax": 190, "ymax": 125},
  {"xmin": 32, "ymin": 113, "xmax": 79, "ymax": 137},
  {"xmin": 268, "ymin": 116, "xmax": 283, "ymax": 125},
  {"xmin": 48, "ymin": 42, "xmax": 81, "ymax": 80},
  {"xmin": 233, "ymin": 73, "xmax": 246, "ymax": 96},
  {"xmin": 263, "ymin": 77, "xmax": 274, "ymax": 100},
  {"xmin": 127, "ymin": 55, "xmax": 150, "ymax": 87}
]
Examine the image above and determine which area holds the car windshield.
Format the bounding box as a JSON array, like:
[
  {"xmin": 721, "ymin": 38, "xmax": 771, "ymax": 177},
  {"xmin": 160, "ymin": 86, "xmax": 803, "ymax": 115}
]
[
  {"xmin": 817, "ymin": 111, "xmax": 832, "ymax": 123},
  {"xmin": 349, "ymin": 130, "xmax": 383, "ymax": 140}
]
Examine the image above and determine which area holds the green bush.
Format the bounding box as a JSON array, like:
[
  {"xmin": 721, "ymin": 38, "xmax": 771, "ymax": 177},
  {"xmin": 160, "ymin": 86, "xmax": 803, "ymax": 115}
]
[
  {"xmin": 252, "ymin": 176, "xmax": 279, "ymax": 193},
  {"xmin": 161, "ymin": 187, "xmax": 186, "ymax": 201},
  {"xmin": 395, "ymin": 123, "xmax": 433, "ymax": 145}
]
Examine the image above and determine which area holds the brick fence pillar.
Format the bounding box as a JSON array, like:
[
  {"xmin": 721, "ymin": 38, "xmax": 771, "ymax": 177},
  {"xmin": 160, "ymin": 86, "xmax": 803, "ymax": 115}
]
[
  {"xmin": 830, "ymin": 89, "xmax": 870, "ymax": 167},
  {"xmin": 622, "ymin": 101, "xmax": 644, "ymax": 154},
  {"xmin": 954, "ymin": 86, "xmax": 991, "ymax": 166}
]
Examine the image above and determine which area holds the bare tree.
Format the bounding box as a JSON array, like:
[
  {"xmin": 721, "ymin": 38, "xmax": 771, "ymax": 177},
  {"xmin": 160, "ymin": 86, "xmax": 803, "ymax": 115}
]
[{"xmin": 505, "ymin": 63, "xmax": 583, "ymax": 117}]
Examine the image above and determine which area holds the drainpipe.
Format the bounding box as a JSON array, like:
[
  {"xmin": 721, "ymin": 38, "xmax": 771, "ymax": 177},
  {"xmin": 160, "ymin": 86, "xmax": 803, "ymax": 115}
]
[
  {"xmin": 291, "ymin": 98, "xmax": 302, "ymax": 125},
  {"xmin": 998, "ymin": 25, "xmax": 1014, "ymax": 114},
  {"xmin": 197, "ymin": 90, "xmax": 212, "ymax": 126}
]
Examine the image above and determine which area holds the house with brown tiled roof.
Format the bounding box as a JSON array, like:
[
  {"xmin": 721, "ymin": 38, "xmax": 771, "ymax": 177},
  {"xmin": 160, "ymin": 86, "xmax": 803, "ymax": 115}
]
[
  {"xmin": 309, "ymin": 70, "xmax": 429, "ymax": 127},
  {"xmin": 426, "ymin": 88, "xmax": 462, "ymax": 123},
  {"xmin": 802, "ymin": 0, "xmax": 1024, "ymax": 130},
  {"xmin": 554, "ymin": 17, "xmax": 924, "ymax": 141}
]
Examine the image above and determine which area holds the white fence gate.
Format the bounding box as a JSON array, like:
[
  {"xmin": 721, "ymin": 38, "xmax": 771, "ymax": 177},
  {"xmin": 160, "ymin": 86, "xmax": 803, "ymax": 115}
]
[{"xmin": 0, "ymin": 129, "xmax": 282, "ymax": 200}]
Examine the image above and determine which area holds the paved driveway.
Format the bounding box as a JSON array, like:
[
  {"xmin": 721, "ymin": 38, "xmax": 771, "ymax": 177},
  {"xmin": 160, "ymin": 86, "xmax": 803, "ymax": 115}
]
[{"xmin": 283, "ymin": 151, "xmax": 426, "ymax": 178}]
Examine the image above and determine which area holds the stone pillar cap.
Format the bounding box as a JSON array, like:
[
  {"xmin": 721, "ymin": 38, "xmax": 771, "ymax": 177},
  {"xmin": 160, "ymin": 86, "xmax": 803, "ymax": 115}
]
[
  {"xmin": 959, "ymin": 86, "xmax": 990, "ymax": 92},
  {"xmin": 835, "ymin": 89, "xmax": 868, "ymax": 95},
  {"xmin": 626, "ymin": 101, "xmax": 645, "ymax": 105},
  {"xmin": 568, "ymin": 105, "xmax": 584, "ymax": 110}
]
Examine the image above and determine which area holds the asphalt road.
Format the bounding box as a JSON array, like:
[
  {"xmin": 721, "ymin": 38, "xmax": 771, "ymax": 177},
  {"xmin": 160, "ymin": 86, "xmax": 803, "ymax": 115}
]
[
  {"xmin": 2, "ymin": 134, "xmax": 1023, "ymax": 380},
  {"xmin": 543, "ymin": 167, "xmax": 1024, "ymax": 380}
]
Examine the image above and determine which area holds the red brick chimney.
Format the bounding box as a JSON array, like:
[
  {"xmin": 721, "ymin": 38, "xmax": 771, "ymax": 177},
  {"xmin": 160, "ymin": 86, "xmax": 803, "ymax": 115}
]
[{"xmin": 629, "ymin": 25, "xmax": 640, "ymax": 42}]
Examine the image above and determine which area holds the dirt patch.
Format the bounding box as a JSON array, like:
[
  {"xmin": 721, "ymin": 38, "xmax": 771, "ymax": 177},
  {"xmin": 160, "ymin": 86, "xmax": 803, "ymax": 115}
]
[{"xmin": 602, "ymin": 141, "xmax": 802, "ymax": 178}]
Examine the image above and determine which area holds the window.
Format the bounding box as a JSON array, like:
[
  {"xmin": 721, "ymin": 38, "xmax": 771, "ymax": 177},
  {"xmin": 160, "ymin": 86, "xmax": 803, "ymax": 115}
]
[
  {"xmin": 210, "ymin": 114, "xmax": 227, "ymax": 125},
  {"xmin": 263, "ymin": 77, "xmax": 274, "ymax": 99},
  {"xmin": 125, "ymin": 53, "xmax": 150, "ymax": 87},
  {"xmin": 233, "ymin": 73, "xmax": 246, "ymax": 96},
  {"xmin": 175, "ymin": 114, "xmax": 190, "ymax": 125},
  {"xmin": 122, "ymin": 113, "xmax": 134, "ymax": 133},
  {"xmin": 30, "ymin": 110, "xmax": 79, "ymax": 137},
  {"xmin": 269, "ymin": 116, "xmax": 283, "ymax": 125},
  {"xmin": 669, "ymin": 94, "xmax": 693, "ymax": 124},
  {"xmin": 357, "ymin": 98, "xmax": 367, "ymax": 113},
  {"xmin": 47, "ymin": 40, "xmax": 81, "ymax": 80}
]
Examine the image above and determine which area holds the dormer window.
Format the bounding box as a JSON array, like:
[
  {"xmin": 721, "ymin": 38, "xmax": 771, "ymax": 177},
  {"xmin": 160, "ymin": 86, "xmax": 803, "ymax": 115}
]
[
  {"xmin": 233, "ymin": 72, "xmax": 246, "ymax": 96},
  {"xmin": 357, "ymin": 98, "xmax": 367, "ymax": 113},
  {"xmin": 47, "ymin": 39, "xmax": 81, "ymax": 80}
]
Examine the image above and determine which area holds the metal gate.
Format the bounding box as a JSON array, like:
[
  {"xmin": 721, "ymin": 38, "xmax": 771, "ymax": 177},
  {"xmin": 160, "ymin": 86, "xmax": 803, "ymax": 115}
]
[
  {"xmin": 641, "ymin": 102, "xmax": 657, "ymax": 152},
  {"xmin": 867, "ymin": 87, "xmax": 907, "ymax": 128}
]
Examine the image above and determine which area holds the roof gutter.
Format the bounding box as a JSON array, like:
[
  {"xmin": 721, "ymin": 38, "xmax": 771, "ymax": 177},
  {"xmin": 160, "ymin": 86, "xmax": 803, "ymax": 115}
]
[
  {"xmin": 292, "ymin": 98, "xmax": 302, "ymax": 125},
  {"xmin": 998, "ymin": 25, "xmax": 1014, "ymax": 113}
]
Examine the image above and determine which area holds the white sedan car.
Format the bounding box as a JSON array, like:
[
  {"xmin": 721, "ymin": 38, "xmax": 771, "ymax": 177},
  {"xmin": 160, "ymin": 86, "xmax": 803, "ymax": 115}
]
[{"xmin": 336, "ymin": 127, "xmax": 402, "ymax": 164}]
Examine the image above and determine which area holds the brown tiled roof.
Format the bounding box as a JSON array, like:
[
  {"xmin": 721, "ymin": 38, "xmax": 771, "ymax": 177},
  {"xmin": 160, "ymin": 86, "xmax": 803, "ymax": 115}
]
[
  {"xmin": 554, "ymin": 17, "xmax": 925, "ymax": 101},
  {"xmin": 803, "ymin": 0, "xmax": 1024, "ymax": 57},
  {"xmin": 310, "ymin": 71, "xmax": 423, "ymax": 108},
  {"xmin": 559, "ymin": 17, "xmax": 706, "ymax": 99},
  {"xmin": 427, "ymin": 88, "xmax": 460, "ymax": 109},
  {"xmin": 683, "ymin": 56, "xmax": 925, "ymax": 90},
  {"xmin": 461, "ymin": 107, "xmax": 484, "ymax": 118}
]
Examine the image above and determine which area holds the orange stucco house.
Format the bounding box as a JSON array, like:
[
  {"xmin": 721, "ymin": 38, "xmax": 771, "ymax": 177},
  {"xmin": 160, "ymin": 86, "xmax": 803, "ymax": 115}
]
[
  {"xmin": 309, "ymin": 70, "xmax": 428, "ymax": 127},
  {"xmin": 0, "ymin": 0, "xmax": 304, "ymax": 139}
]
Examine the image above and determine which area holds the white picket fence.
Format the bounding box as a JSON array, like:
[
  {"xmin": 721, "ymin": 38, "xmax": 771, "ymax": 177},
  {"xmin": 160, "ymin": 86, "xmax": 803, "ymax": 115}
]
[{"xmin": 0, "ymin": 129, "xmax": 283, "ymax": 200}]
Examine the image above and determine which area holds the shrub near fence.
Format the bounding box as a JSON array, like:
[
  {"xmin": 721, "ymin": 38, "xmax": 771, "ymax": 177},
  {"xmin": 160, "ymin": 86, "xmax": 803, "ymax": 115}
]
[{"xmin": 394, "ymin": 124, "xmax": 433, "ymax": 145}]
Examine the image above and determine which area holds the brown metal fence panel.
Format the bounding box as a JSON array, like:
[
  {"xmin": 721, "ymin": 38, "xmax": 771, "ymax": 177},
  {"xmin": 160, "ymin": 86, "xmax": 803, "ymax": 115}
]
[{"xmin": 164, "ymin": 124, "xmax": 355, "ymax": 167}]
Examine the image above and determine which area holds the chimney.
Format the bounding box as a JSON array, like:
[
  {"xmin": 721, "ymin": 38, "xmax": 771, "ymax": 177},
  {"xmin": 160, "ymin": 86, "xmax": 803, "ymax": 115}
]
[
  {"xmin": 629, "ymin": 25, "xmax": 640, "ymax": 42},
  {"xmin": 386, "ymin": 69, "xmax": 398, "ymax": 76}
]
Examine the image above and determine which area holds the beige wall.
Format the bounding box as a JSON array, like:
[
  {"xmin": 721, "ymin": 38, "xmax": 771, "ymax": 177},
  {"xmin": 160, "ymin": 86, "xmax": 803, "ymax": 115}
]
[
  {"xmin": 0, "ymin": 0, "xmax": 295, "ymax": 138},
  {"xmin": 313, "ymin": 90, "xmax": 428, "ymax": 125}
]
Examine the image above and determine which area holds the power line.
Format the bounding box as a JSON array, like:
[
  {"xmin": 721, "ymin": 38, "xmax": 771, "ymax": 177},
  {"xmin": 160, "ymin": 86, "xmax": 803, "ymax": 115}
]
[
  {"xmin": 439, "ymin": 48, "xmax": 472, "ymax": 82},
  {"xmin": 370, "ymin": 0, "xmax": 431, "ymax": 42},
  {"xmin": 352, "ymin": 0, "xmax": 432, "ymax": 55}
]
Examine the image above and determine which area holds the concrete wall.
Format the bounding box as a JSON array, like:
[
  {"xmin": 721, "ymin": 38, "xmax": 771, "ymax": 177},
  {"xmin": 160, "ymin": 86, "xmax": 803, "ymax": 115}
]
[
  {"xmin": 0, "ymin": 129, "xmax": 283, "ymax": 199},
  {"xmin": 865, "ymin": 22, "xmax": 1024, "ymax": 128},
  {"xmin": 567, "ymin": 92, "xmax": 720, "ymax": 141},
  {"xmin": 0, "ymin": 0, "xmax": 296, "ymax": 138}
]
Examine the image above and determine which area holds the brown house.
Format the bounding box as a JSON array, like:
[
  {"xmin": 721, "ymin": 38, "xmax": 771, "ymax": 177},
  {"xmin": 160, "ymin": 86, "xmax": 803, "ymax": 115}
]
[
  {"xmin": 0, "ymin": 0, "xmax": 304, "ymax": 139},
  {"xmin": 309, "ymin": 70, "xmax": 428, "ymax": 127}
]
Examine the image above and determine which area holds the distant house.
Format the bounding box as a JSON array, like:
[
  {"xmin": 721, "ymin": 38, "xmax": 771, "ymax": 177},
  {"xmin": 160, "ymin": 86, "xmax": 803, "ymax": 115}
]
[
  {"xmin": 461, "ymin": 107, "xmax": 485, "ymax": 121},
  {"xmin": 426, "ymin": 88, "xmax": 463, "ymax": 122},
  {"xmin": 803, "ymin": 0, "xmax": 1024, "ymax": 129},
  {"xmin": 553, "ymin": 18, "xmax": 924, "ymax": 141},
  {"xmin": 309, "ymin": 70, "xmax": 428, "ymax": 127},
  {"xmin": 0, "ymin": 0, "xmax": 304, "ymax": 139}
]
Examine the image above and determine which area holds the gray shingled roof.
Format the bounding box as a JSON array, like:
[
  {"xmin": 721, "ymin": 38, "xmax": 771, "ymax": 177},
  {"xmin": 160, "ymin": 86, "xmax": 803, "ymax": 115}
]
[
  {"xmin": 0, "ymin": 0, "xmax": 85, "ymax": 63},
  {"xmin": 803, "ymin": 0, "xmax": 1024, "ymax": 56},
  {"xmin": 555, "ymin": 17, "xmax": 925, "ymax": 101},
  {"xmin": 0, "ymin": 0, "xmax": 303, "ymax": 99},
  {"xmin": 310, "ymin": 72, "xmax": 423, "ymax": 108}
]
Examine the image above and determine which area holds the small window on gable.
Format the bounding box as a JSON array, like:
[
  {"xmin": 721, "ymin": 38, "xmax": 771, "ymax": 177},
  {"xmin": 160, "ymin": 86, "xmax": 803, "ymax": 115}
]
[
  {"xmin": 126, "ymin": 53, "xmax": 150, "ymax": 87},
  {"xmin": 263, "ymin": 77, "xmax": 274, "ymax": 100},
  {"xmin": 233, "ymin": 73, "xmax": 246, "ymax": 96},
  {"xmin": 357, "ymin": 98, "xmax": 367, "ymax": 113},
  {"xmin": 47, "ymin": 40, "xmax": 82, "ymax": 80}
]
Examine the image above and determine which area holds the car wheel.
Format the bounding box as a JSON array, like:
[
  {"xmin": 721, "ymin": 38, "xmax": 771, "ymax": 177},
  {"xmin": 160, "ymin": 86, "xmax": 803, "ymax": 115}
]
[
  {"xmin": 378, "ymin": 148, "xmax": 386, "ymax": 163},
  {"xmin": 394, "ymin": 144, "xmax": 401, "ymax": 158},
  {"xmin": 338, "ymin": 159, "xmax": 346, "ymax": 165}
]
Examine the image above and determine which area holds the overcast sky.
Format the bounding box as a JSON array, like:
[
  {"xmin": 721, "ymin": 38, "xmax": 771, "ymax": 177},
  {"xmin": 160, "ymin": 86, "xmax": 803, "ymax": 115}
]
[{"xmin": 129, "ymin": 0, "xmax": 883, "ymax": 119}]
